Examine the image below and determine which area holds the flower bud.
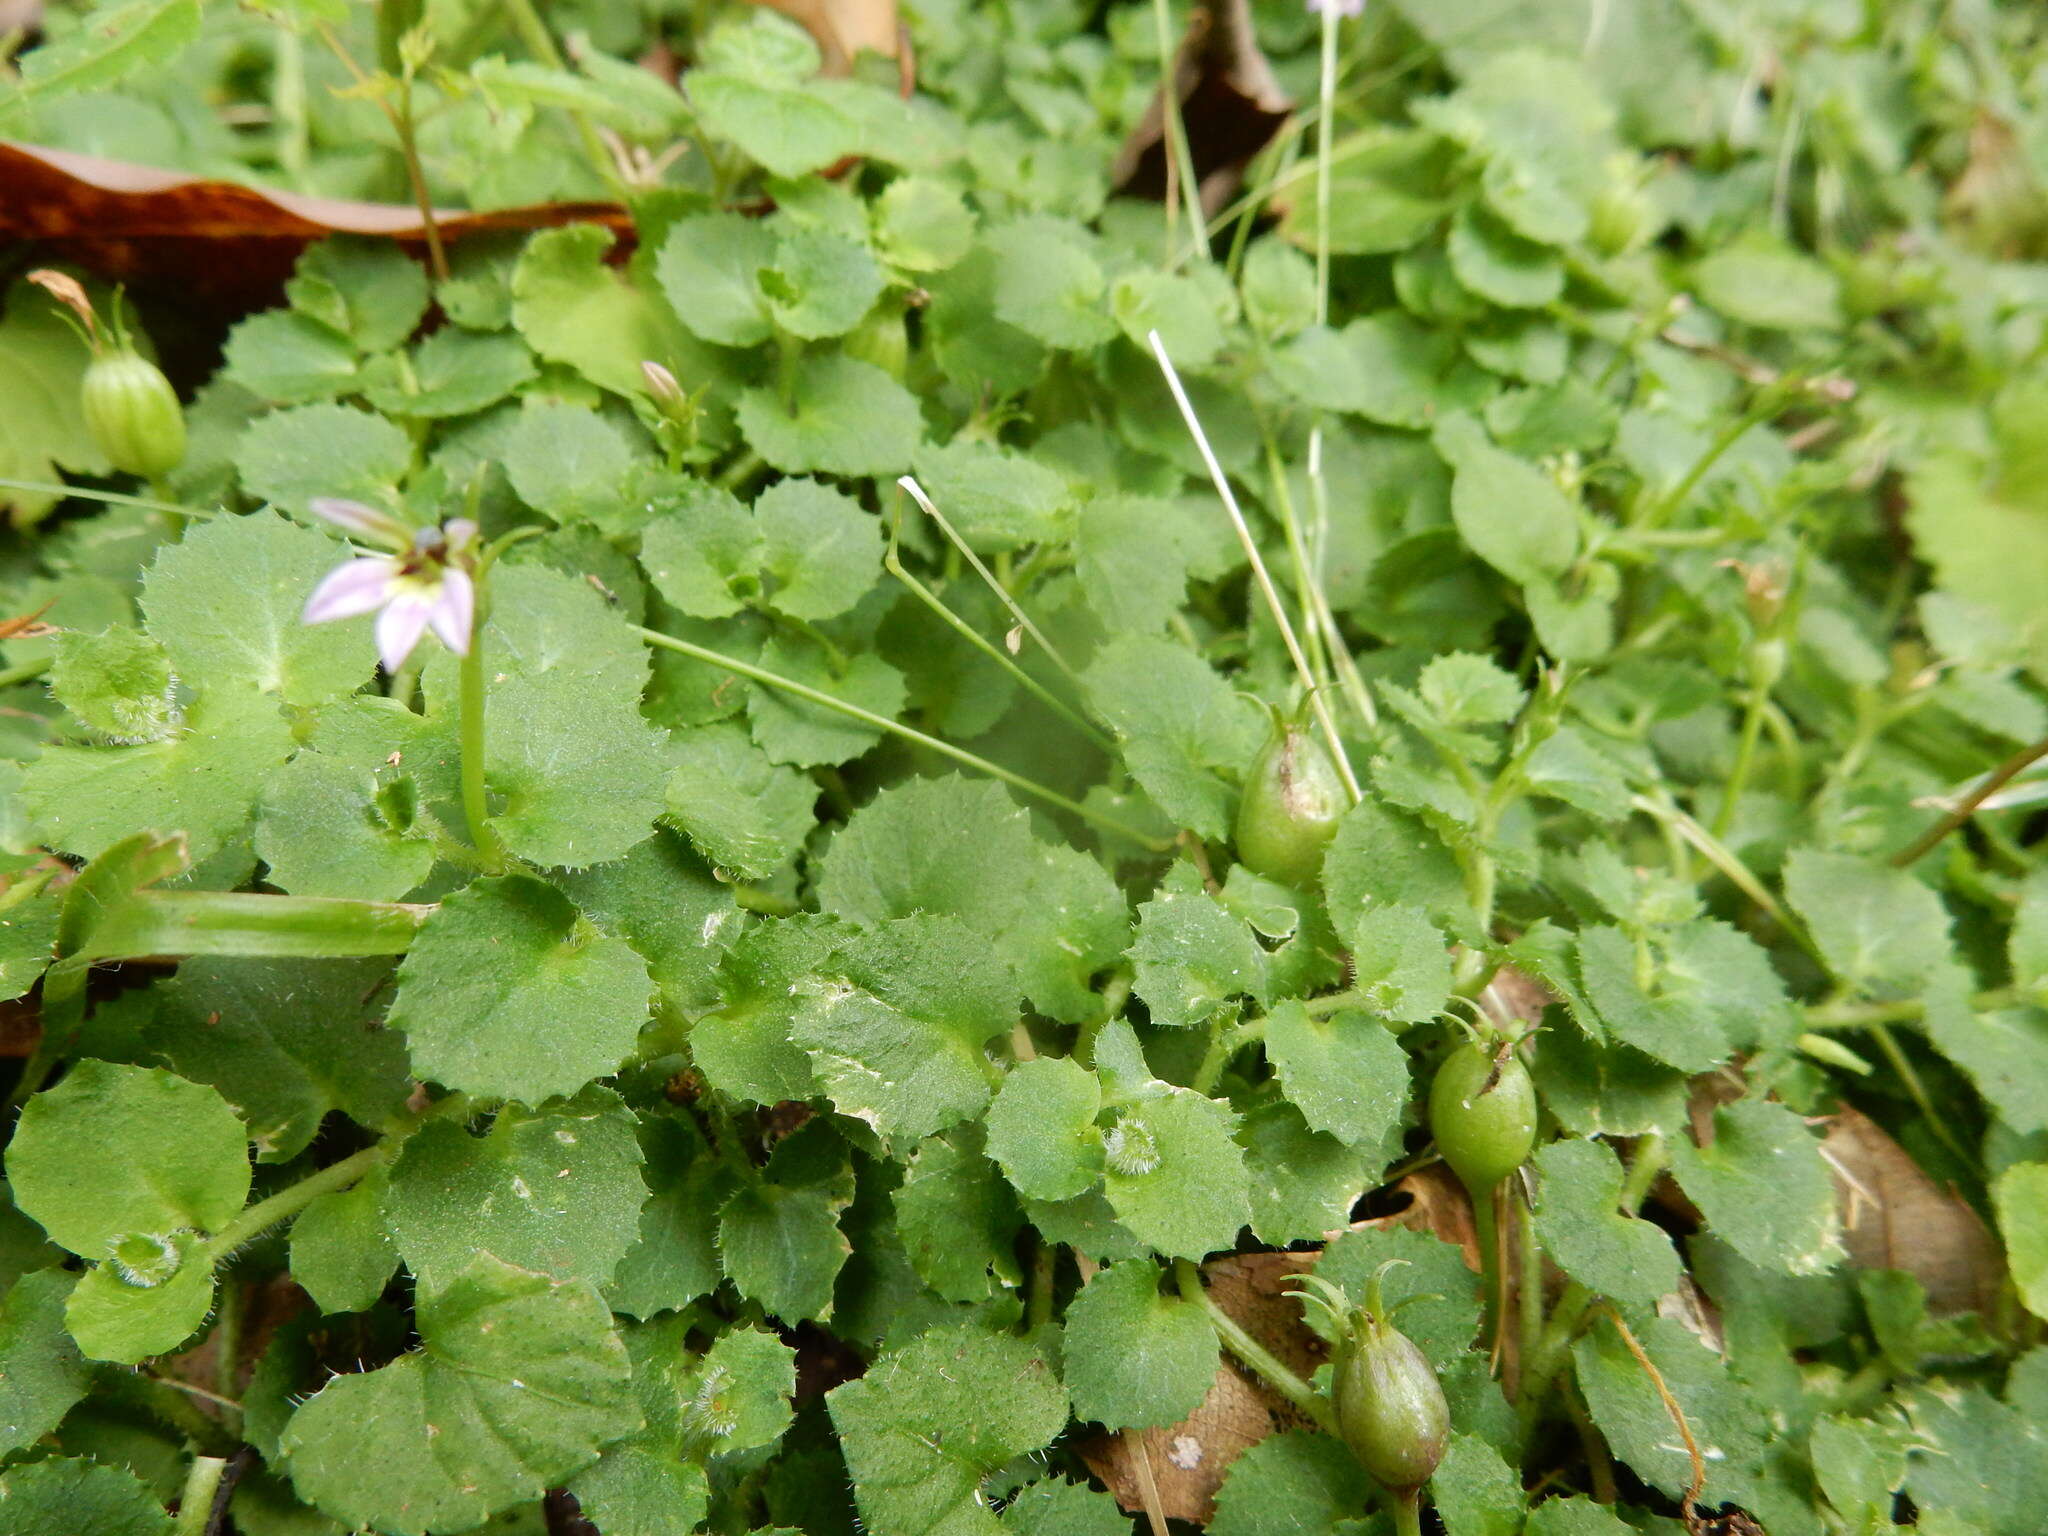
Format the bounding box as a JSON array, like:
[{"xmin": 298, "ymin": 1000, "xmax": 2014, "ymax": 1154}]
[
  {"xmin": 1428, "ymin": 1038, "xmax": 1537, "ymax": 1193},
  {"xmin": 82, "ymin": 349, "xmax": 186, "ymax": 480},
  {"xmin": 1235, "ymin": 711, "xmax": 1345, "ymax": 888}
]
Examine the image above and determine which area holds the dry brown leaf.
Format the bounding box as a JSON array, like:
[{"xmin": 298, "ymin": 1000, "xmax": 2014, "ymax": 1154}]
[
  {"xmin": 1080, "ymin": 1164, "xmax": 1481, "ymax": 1524},
  {"xmin": 0, "ymin": 140, "xmax": 628, "ymax": 306},
  {"xmin": 1110, "ymin": 0, "xmax": 1291, "ymax": 219},
  {"xmin": 1822, "ymin": 1103, "xmax": 2002, "ymax": 1316}
]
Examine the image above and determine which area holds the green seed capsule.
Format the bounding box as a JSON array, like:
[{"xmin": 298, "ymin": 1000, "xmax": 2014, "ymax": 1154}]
[
  {"xmin": 1235, "ymin": 715, "xmax": 1345, "ymax": 888},
  {"xmin": 81, "ymin": 350, "xmax": 185, "ymax": 479},
  {"xmin": 1428, "ymin": 1039, "xmax": 1537, "ymax": 1192},
  {"xmin": 1303, "ymin": 1267, "xmax": 1448, "ymax": 1494}
]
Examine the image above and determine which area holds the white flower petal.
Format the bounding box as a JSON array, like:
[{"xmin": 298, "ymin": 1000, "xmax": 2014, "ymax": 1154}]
[
  {"xmin": 310, "ymin": 497, "xmax": 408, "ymax": 547},
  {"xmin": 428, "ymin": 568, "xmax": 475, "ymax": 656},
  {"xmin": 376, "ymin": 592, "xmax": 435, "ymax": 673},
  {"xmin": 303, "ymin": 557, "xmax": 401, "ymax": 624}
]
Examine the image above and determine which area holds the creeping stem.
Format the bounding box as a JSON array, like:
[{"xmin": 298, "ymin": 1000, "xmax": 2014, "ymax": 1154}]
[{"xmin": 1175, "ymin": 1258, "xmax": 1337, "ymax": 1433}]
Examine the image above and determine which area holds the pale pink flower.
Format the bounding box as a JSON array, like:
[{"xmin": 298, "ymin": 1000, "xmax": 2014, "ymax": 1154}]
[{"xmin": 302, "ymin": 498, "xmax": 479, "ymax": 672}]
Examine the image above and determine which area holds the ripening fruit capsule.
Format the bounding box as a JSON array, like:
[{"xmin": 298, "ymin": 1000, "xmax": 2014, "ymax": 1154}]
[
  {"xmin": 1300, "ymin": 1267, "xmax": 1449, "ymax": 1496},
  {"xmin": 82, "ymin": 349, "xmax": 186, "ymax": 479},
  {"xmin": 1428, "ymin": 1038, "xmax": 1537, "ymax": 1192},
  {"xmin": 1235, "ymin": 713, "xmax": 1345, "ymax": 888}
]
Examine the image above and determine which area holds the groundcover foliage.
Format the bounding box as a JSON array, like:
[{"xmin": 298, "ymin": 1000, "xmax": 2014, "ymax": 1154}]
[{"xmin": 4, "ymin": 0, "xmax": 2048, "ymax": 1532}]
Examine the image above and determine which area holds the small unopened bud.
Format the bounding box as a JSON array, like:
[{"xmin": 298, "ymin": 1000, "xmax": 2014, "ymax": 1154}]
[
  {"xmin": 1295, "ymin": 1266, "xmax": 1448, "ymax": 1496},
  {"xmin": 641, "ymin": 360, "xmax": 685, "ymax": 408}
]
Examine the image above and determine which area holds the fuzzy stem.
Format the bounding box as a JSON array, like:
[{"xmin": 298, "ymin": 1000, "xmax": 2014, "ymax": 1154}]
[
  {"xmin": 1514, "ymin": 1190, "xmax": 1543, "ymax": 1402},
  {"xmin": 1175, "ymin": 1259, "xmax": 1336, "ymax": 1433},
  {"xmin": 1471, "ymin": 1180, "xmax": 1504, "ymax": 1372},
  {"xmin": 171, "ymin": 1457, "xmax": 227, "ymax": 1536},
  {"xmin": 202, "ymin": 1144, "xmax": 388, "ymax": 1263},
  {"xmin": 1713, "ymin": 685, "xmax": 1769, "ymax": 839},
  {"xmin": 1390, "ymin": 1489, "xmax": 1423, "ymax": 1536}
]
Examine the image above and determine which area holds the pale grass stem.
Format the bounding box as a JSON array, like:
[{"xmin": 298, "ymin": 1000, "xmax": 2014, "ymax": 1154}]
[{"xmin": 1146, "ymin": 330, "xmax": 1363, "ymax": 803}]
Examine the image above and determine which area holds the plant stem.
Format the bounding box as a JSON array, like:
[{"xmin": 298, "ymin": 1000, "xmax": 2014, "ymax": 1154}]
[
  {"xmin": 1471, "ymin": 1180, "xmax": 1504, "ymax": 1372},
  {"xmin": 1892, "ymin": 731, "xmax": 2048, "ymax": 867},
  {"xmin": 202, "ymin": 1144, "xmax": 388, "ymax": 1263},
  {"xmin": 0, "ymin": 477, "xmax": 214, "ymax": 520},
  {"xmin": 634, "ymin": 625, "xmax": 1174, "ymax": 851},
  {"xmin": 496, "ymin": 0, "xmax": 622, "ymax": 195},
  {"xmin": 171, "ymin": 1456, "xmax": 227, "ymax": 1536},
  {"xmin": 898, "ymin": 477, "xmax": 1085, "ymax": 687},
  {"xmin": 1713, "ymin": 685, "xmax": 1768, "ymax": 839},
  {"xmin": 1803, "ymin": 986, "xmax": 2015, "ymax": 1029},
  {"xmin": 730, "ymin": 883, "xmax": 800, "ymax": 917},
  {"xmin": 1313, "ymin": 0, "xmax": 1339, "ymax": 326},
  {"xmin": 1866, "ymin": 1021, "xmax": 1974, "ymax": 1166},
  {"xmin": 1191, "ymin": 1013, "xmax": 1238, "ymax": 1095},
  {"xmin": 1515, "ymin": 1190, "xmax": 1543, "ymax": 1403},
  {"xmin": 1148, "ymin": 332, "xmax": 1362, "ymax": 804},
  {"xmin": 1390, "ymin": 1490, "xmax": 1424, "ymax": 1536},
  {"xmin": 1027, "ymin": 1239, "xmax": 1057, "ymax": 1331},
  {"xmin": 457, "ymin": 608, "xmax": 506, "ymax": 873},
  {"xmin": 884, "ymin": 551, "xmax": 1114, "ymax": 751},
  {"xmin": 1148, "ymin": 0, "xmax": 1207, "ymax": 264},
  {"xmin": 1175, "ymin": 1259, "xmax": 1336, "ymax": 1433}
]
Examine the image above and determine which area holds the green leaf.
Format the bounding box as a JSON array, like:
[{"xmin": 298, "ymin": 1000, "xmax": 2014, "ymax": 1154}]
[
  {"xmin": 908, "ymin": 436, "xmax": 1070, "ymax": 553},
  {"xmin": 221, "ymin": 310, "xmax": 359, "ymax": 405},
  {"xmin": 1523, "ymin": 1496, "xmax": 1636, "ymax": 1536},
  {"xmin": 512, "ymin": 224, "xmax": 712, "ymax": 400},
  {"xmin": 1101, "ymin": 1089, "xmax": 1250, "ymax": 1261},
  {"xmin": 1085, "ymin": 636, "xmax": 1266, "ymax": 841},
  {"xmin": 1576, "ymin": 923, "xmax": 1728, "ymax": 1073},
  {"xmin": 1532, "ymin": 1137, "xmax": 1680, "ymax": 1306},
  {"xmin": 690, "ymin": 76, "xmax": 862, "ymax": 180},
  {"xmin": 1994, "ymin": 1162, "xmax": 2048, "ymax": 1320},
  {"xmin": 746, "ymin": 634, "xmax": 907, "ymax": 767},
  {"xmin": 0, "ymin": 278, "xmax": 106, "ymax": 523},
  {"xmin": 1128, "ymin": 866, "xmax": 1267, "ymax": 1028},
  {"xmin": 48, "ymin": 625, "xmax": 174, "ymax": 741},
  {"xmin": 1063, "ymin": 1259, "xmax": 1217, "ymax": 1430},
  {"xmin": 15, "ymin": 0, "xmax": 199, "ymax": 100},
  {"xmin": 692, "ymin": 916, "xmax": 838, "ymax": 1105},
  {"xmin": 1322, "ymin": 799, "xmax": 1473, "ymax": 943},
  {"xmin": 656, "ymin": 212, "xmax": 777, "ymax": 348},
  {"xmin": 1344, "ymin": 902, "xmax": 1454, "ymax": 1025},
  {"xmin": 1783, "ymin": 848, "xmax": 1951, "ymax": 996},
  {"xmin": 280, "ymin": 1254, "xmax": 639, "ymax": 1535},
  {"xmin": 0, "ymin": 1458, "xmax": 173, "ymax": 1536},
  {"xmin": 1926, "ymin": 983, "xmax": 2048, "ymax": 1135},
  {"xmin": 680, "ymin": 1323, "xmax": 797, "ymax": 1454},
  {"xmin": 606, "ymin": 1113, "xmax": 728, "ymax": 1319},
  {"xmin": 1112, "ymin": 270, "xmax": 1226, "ymax": 367},
  {"xmin": 790, "ymin": 915, "xmax": 1016, "ymax": 1140},
  {"xmin": 287, "ymin": 238, "xmax": 431, "ymax": 353},
  {"xmin": 1693, "ymin": 232, "xmax": 1844, "ymax": 332},
  {"xmin": 1433, "ymin": 1433, "xmax": 1523, "ymax": 1536},
  {"xmin": 1265, "ymin": 1000, "xmax": 1409, "ymax": 1150},
  {"xmin": 1075, "ymin": 494, "xmax": 1195, "ymax": 634},
  {"xmin": 763, "ymin": 225, "xmax": 884, "ymax": 340},
  {"xmin": 1003, "ymin": 1478, "xmax": 1132, "ymax": 1534},
  {"xmin": 735, "ymin": 353, "xmax": 924, "ymax": 477},
  {"xmin": 875, "ymin": 177, "xmax": 976, "ymax": 271},
  {"xmin": 755, "ymin": 477, "xmax": 883, "ymax": 620},
  {"xmin": 234, "ymin": 402, "xmax": 412, "ymax": 517},
  {"xmin": 568, "ymin": 1447, "xmax": 709, "ymax": 1536},
  {"xmin": 830, "ymin": 1324, "xmax": 1068, "ymax": 1536},
  {"xmin": 470, "ymin": 56, "xmax": 687, "ymax": 136},
  {"xmin": 1447, "ymin": 203, "xmax": 1564, "ymax": 309},
  {"xmin": 289, "ymin": 1164, "xmax": 397, "ymax": 1314},
  {"xmin": 386, "ymin": 1088, "xmax": 645, "ymax": 1292},
  {"xmin": 664, "ymin": 723, "xmax": 816, "ymax": 881},
  {"xmin": 985, "ymin": 1055, "xmax": 1104, "ymax": 1201},
  {"xmin": 1668, "ymin": 1098, "xmax": 1841, "ymax": 1276},
  {"xmin": 388, "ymin": 875, "xmax": 652, "ymax": 1104},
  {"xmin": 430, "ymin": 563, "xmax": 668, "ymax": 867},
  {"xmin": 1274, "ymin": 312, "xmax": 1491, "ymax": 429},
  {"xmin": 554, "ymin": 828, "xmax": 742, "ymax": 1018},
  {"xmin": 64, "ymin": 1234, "xmax": 216, "ymax": 1362},
  {"xmin": 1434, "ymin": 412, "xmax": 1579, "ymax": 586},
  {"xmin": 255, "ymin": 750, "xmax": 437, "ymax": 901},
  {"xmin": 1208, "ymin": 1429, "xmax": 1375, "ymax": 1536},
  {"xmin": 894, "ymin": 1124, "xmax": 1022, "ymax": 1303},
  {"xmin": 501, "ymin": 400, "xmax": 638, "ymax": 524},
  {"xmin": 363, "ymin": 328, "xmax": 536, "ymax": 419},
  {"xmin": 817, "ymin": 775, "xmax": 1128, "ymax": 1023},
  {"xmin": 718, "ymin": 1181, "xmax": 850, "ymax": 1323},
  {"xmin": 1316, "ymin": 1224, "xmax": 1483, "ymax": 1367},
  {"xmin": 639, "ymin": 481, "xmax": 762, "ymax": 619},
  {"xmin": 989, "ymin": 218, "xmax": 1116, "ymax": 349},
  {"xmin": 145, "ymin": 956, "xmax": 411, "ymax": 1160},
  {"xmin": 1239, "ymin": 1100, "xmax": 1375, "ymax": 1245},
  {"xmin": 9, "ymin": 1059, "xmax": 250, "ymax": 1258},
  {"xmin": 0, "ymin": 1270, "xmax": 91, "ymax": 1455}
]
